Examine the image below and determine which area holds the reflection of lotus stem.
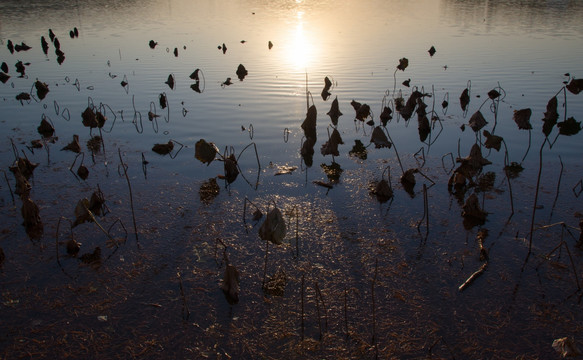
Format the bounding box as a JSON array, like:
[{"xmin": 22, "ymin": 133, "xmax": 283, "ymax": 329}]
[
  {"xmin": 417, "ymin": 184, "xmax": 429, "ymax": 237},
  {"xmin": 0, "ymin": 170, "xmax": 15, "ymax": 205},
  {"xmin": 383, "ymin": 128, "xmax": 404, "ymax": 176},
  {"xmin": 344, "ymin": 288, "xmax": 349, "ymax": 338},
  {"xmin": 262, "ymin": 239, "xmax": 268, "ymax": 287},
  {"xmin": 550, "ymin": 156, "xmax": 564, "ymax": 217},
  {"xmin": 301, "ymin": 274, "xmax": 305, "ymax": 341},
  {"xmin": 371, "ymin": 258, "xmax": 378, "ymax": 349}
]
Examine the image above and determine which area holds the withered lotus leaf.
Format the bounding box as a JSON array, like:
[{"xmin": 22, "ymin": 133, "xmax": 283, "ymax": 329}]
[
  {"xmin": 327, "ymin": 96, "xmax": 342, "ymax": 126},
  {"xmin": 380, "ymin": 106, "xmax": 392, "ymax": 126},
  {"xmin": 483, "ymin": 130, "xmax": 503, "ymax": 152},
  {"xmin": 159, "ymin": 93, "xmax": 167, "ymax": 109},
  {"xmin": 0, "ymin": 62, "xmax": 7, "ymax": 73},
  {"xmin": 321, "ymin": 128, "xmax": 343, "ymax": 156},
  {"xmin": 0, "ymin": 72, "xmax": 10, "ymax": 84},
  {"xmin": 370, "ymin": 126, "xmax": 391, "ymax": 149},
  {"xmin": 62, "ymin": 135, "xmax": 81, "ymax": 153},
  {"xmin": 513, "ymin": 108, "xmax": 532, "ymax": 130},
  {"xmin": 418, "ymin": 115, "xmax": 430, "ymax": 142},
  {"xmin": 95, "ymin": 111, "xmax": 107, "ymax": 128},
  {"xmin": 220, "ymin": 263, "xmax": 240, "ymax": 305},
  {"xmin": 355, "ymin": 104, "xmax": 371, "ymax": 121},
  {"xmin": 16, "ymin": 92, "xmax": 31, "ymax": 101},
  {"xmin": 373, "ymin": 179, "xmax": 393, "ymax": 202},
  {"xmin": 462, "ymin": 193, "xmax": 487, "ymax": 221},
  {"xmin": 557, "ymin": 117, "xmax": 581, "ymax": 136},
  {"xmin": 89, "ymin": 191, "xmax": 105, "ymax": 216},
  {"xmin": 350, "ymin": 100, "xmax": 362, "ymax": 111},
  {"xmin": 428, "ymin": 46, "xmax": 436, "ymax": 57},
  {"xmin": 349, "ymin": 139, "xmax": 367, "ymax": 160},
  {"xmin": 301, "ymin": 105, "xmax": 317, "ymax": 139},
  {"xmin": 13, "ymin": 168, "xmax": 31, "ymax": 196},
  {"xmin": 77, "ymin": 165, "xmax": 89, "ymax": 180},
  {"xmin": 152, "ymin": 141, "xmax": 174, "ymax": 155},
  {"xmin": 21, "ymin": 197, "xmax": 41, "ymax": 226},
  {"xmin": 165, "ymin": 74, "xmax": 175, "ymax": 90},
  {"xmin": 488, "ymin": 89, "xmax": 501, "ymax": 100},
  {"xmin": 73, "ymin": 198, "xmax": 92, "ymax": 227},
  {"xmin": 224, "ymin": 154, "xmax": 239, "ymax": 183},
  {"xmin": 22, "ymin": 197, "xmax": 43, "ymax": 239},
  {"xmin": 542, "ymin": 96, "xmax": 559, "ymax": 137},
  {"xmin": 236, "ymin": 64, "xmax": 248, "ymax": 81},
  {"xmin": 459, "ymin": 88, "xmax": 470, "ymax": 111},
  {"xmin": 259, "ymin": 207, "xmax": 286, "ymax": 245},
  {"xmin": 34, "ymin": 80, "xmax": 49, "ymax": 100},
  {"xmin": 148, "ymin": 40, "xmax": 157, "ymax": 49},
  {"xmin": 397, "ymin": 57, "xmax": 409, "ymax": 71},
  {"xmin": 82, "ymin": 107, "xmax": 98, "ymax": 128},
  {"xmin": 10, "ymin": 157, "xmax": 38, "ymax": 180},
  {"xmin": 195, "ymin": 139, "xmax": 218, "ymax": 165},
  {"xmin": 321, "ymin": 76, "xmax": 332, "ymax": 100},
  {"xmin": 566, "ymin": 78, "xmax": 583, "ymax": 95},
  {"xmin": 401, "ymin": 168, "xmax": 417, "ymax": 187},
  {"xmin": 468, "ymin": 111, "xmax": 488, "ymax": 132},
  {"xmin": 36, "ymin": 118, "xmax": 55, "ymax": 137},
  {"xmin": 189, "ymin": 69, "xmax": 200, "ymax": 80}
]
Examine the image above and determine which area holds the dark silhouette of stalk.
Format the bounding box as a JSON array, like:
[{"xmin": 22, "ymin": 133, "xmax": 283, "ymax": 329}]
[
  {"xmin": 523, "ymin": 137, "xmax": 548, "ymax": 269},
  {"xmin": 118, "ymin": 149, "xmax": 140, "ymax": 248},
  {"xmin": 301, "ymin": 274, "xmax": 305, "ymax": 341}
]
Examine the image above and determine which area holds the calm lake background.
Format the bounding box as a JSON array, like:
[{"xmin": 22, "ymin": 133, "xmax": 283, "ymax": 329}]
[{"xmin": 1, "ymin": 0, "xmax": 583, "ymax": 358}]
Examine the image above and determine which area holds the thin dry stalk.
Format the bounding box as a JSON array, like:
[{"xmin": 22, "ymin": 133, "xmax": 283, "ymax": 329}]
[{"xmin": 118, "ymin": 149, "xmax": 140, "ymax": 248}]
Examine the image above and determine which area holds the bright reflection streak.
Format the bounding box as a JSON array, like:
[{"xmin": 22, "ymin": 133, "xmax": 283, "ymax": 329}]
[{"xmin": 287, "ymin": 10, "xmax": 314, "ymax": 71}]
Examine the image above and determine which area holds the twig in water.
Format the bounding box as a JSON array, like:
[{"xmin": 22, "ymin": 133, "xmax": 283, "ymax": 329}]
[{"xmin": 459, "ymin": 229, "xmax": 489, "ymax": 291}]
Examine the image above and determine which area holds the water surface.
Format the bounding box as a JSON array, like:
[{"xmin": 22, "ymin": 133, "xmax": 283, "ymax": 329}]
[{"xmin": 1, "ymin": 0, "xmax": 583, "ymax": 358}]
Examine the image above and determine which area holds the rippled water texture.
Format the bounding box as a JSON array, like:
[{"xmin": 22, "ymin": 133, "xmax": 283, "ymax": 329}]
[{"xmin": 1, "ymin": 0, "xmax": 583, "ymax": 358}]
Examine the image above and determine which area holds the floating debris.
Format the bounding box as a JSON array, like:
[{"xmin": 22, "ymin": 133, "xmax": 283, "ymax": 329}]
[
  {"xmin": 460, "ymin": 88, "xmax": 470, "ymax": 111},
  {"xmin": 557, "ymin": 117, "xmax": 581, "ymax": 136},
  {"xmin": 263, "ymin": 267, "xmax": 287, "ymax": 296},
  {"xmin": 41, "ymin": 36, "xmax": 49, "ymax": 54},
  {"xmin": 14, "ymin": 42, "xmax": 31, "ymax": 52},
  {"xmin": 165, "ymin": 74, "xmax": 175, "ymax": 90},
  {"xmin": 149, "ymin": 40, "xmax": 157, "ymax": 49},
  {"xmin": 268, "ymin": 40, "xmax": 273, "ymax": 50},
  {"xmin": 199, "ymin": 178, "xmax": 220, "ymax": 205},
  {"xmin": 7, "ymin": 40, "xmax": 14, "ymax": 54},
  {"xmin": 79, "ymin": 247, "xmax": 101, "ymax": 264}
]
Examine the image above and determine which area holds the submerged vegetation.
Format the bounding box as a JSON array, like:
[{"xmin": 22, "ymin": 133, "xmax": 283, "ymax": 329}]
[{"xmin": 1, "ymin": 3, "xmax": 583, "ymax": 359}]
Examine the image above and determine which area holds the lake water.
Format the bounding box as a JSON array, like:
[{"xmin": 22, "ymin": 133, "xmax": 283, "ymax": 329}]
[{"xmin": 1, "ymin": 0, "xmax": 583, "ymax": 358}]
